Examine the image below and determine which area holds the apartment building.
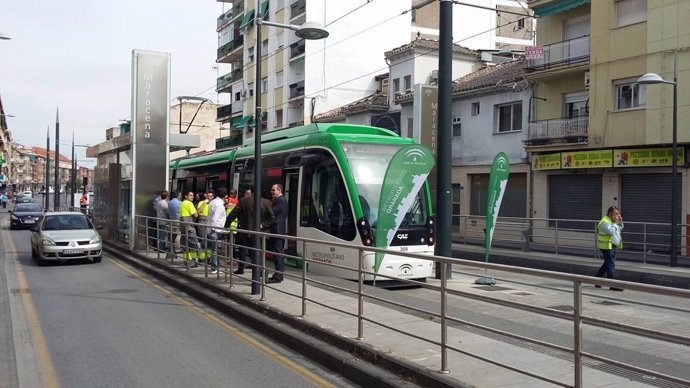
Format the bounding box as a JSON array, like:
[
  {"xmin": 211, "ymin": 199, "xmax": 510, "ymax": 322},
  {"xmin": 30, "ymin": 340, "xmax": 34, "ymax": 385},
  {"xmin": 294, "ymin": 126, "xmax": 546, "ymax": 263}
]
[
  {"xmin": 0, "ymin": 97, "xmax": 12, "ymax": 192},
  {"xmin": 525, "ymin": 0, "xmax": 688, "ymax": 248}
]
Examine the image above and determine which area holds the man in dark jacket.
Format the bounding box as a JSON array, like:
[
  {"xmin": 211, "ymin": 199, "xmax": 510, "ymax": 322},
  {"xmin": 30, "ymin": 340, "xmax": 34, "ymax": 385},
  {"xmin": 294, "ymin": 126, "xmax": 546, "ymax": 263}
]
[
  {"xmin": 226, "ymin": 188, "xmax": 275, "ymax": 274},
  {"xmin": 268, "ymin": 183, "xmax": 288, "ymax": 283}
]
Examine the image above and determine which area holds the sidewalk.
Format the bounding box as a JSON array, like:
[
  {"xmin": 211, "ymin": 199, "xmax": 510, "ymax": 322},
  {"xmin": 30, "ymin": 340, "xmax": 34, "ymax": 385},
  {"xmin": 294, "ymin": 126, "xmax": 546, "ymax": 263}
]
[{"xmin": 105, "ymin": 242, "xmax": 690, "ymax": 388}]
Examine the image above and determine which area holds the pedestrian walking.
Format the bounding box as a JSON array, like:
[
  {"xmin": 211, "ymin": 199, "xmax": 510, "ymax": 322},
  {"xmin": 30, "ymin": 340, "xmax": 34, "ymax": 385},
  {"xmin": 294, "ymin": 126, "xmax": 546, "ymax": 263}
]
[
  {"xmin": 80, "ymin": 192, "xmax": 88, "ymax": 214},
  {"xmin": 595, "ymin": 206, "xmax": 624, "ymax": 291},
  {"xmin": 1, "ymin": 193, "xmax": 7, "ymax": 209},
  {"xmin": 267, "ymin": 183, "xmax": 288, "ymax": 283}
]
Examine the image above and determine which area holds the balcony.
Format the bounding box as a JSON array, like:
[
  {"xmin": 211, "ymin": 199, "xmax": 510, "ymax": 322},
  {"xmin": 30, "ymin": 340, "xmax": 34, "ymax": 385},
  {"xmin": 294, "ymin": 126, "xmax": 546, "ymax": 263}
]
[
  {"xmin": 290, "ymin": 0, "xmax": 306, "ymax": 21},
  {"xmin": 525, "ymin": 35, "xmax": 590, "ymax": 73},
  {"xmin": 216, "ymin": 68, "xmax": 243, "ymax": 92},
  {"xmin": 215, "ymin": 134, "xmax": 242, "ymax": 150},
  {"xmin": 524, "ymin": 116, "xmax": 589, "ymax": 146},
  {"xmin": 289, "ymin": 81, "xmax": 305, "ymax": 99},
  {"xmin": 217, "ymin": 35, "xmax": 244, "ymax": 63},
  {"xmin": 217, "ymin": 104, "xmax": 235, "ymax": 122},
  {"xmin": 289, "ymin": 40, "xmax": 305, "ymax": 61}
]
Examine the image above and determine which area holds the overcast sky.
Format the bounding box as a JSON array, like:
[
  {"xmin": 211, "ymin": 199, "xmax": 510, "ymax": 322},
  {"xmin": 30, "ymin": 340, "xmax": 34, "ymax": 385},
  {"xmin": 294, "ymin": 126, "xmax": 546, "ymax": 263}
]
[{"xmin": 1, "ymin": 1, "xmax": 225, "ymax": 165}]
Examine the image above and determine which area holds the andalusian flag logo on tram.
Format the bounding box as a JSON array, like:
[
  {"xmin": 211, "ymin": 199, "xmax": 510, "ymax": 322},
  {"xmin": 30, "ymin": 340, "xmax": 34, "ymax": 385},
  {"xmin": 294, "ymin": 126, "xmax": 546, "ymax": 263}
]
[{"xmin": 375, "ymin": 144, "xmax": 435, "ymax": 273}]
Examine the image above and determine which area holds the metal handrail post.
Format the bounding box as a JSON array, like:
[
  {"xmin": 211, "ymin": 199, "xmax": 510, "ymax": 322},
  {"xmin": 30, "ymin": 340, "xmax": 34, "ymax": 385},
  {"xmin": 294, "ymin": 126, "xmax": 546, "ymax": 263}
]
[
  {"xmin": 643, "ymin": 223, "xmax": 647, "ymax": 264},
  {"xmin": 301, "ymin": 240, "xmax": 307, "ymax": 317},
  {"xmin": 555, "ymin": 219, "xmax": 559, "ymax": 255},
  {"xmin": 260, "ymin": 235, "xmax": 266, "ymax": 301},
  {"xmin": 156, "ymin": 219, "xmax": 161, "ymax": 260},
  {"xmin": 573, "ymin": 280, "xmax": 583, "ymax": 388},
  {"xmin": 356, "ymin": 248, "xmax": 364, "ymax": 341},
  {"xmin": 440, "ymin": 255, "xmax": 449, "ymax": 374}
]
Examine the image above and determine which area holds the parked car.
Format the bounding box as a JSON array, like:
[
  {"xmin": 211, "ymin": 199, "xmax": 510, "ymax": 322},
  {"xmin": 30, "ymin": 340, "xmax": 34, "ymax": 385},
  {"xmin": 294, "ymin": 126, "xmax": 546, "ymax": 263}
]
[
  {"xmin": 17, "ymin": 197, "xmax": 36, "ymax": 204},
  {"xmin": 13, "ymin": 193, "xmax": 25, "ymax": 203},
  {"xmin": 30, "ymin": 212, "xmax": 102, "ymax": 265},
  {"xmin": 23, "ymin": 190, "xmax": 32, "ymax": 198},
  {"xmin": 9, "ymin": 203, "xmax": 44, "ymax": 230}
]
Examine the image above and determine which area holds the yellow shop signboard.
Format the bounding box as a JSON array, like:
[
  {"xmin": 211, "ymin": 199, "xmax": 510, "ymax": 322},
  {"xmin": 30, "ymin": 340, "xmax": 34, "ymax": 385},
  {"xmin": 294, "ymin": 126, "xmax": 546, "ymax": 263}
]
[
  {"xmin": 532, "ymin": 153, "xmax": 561, "ymax": 170},
  {"xmin": 561, "ymin": 150, "xmax": 613, "ymax": 169},
  {"xmin": 614, "ymin": 148, "xmax": 685, "ymax": 167}
]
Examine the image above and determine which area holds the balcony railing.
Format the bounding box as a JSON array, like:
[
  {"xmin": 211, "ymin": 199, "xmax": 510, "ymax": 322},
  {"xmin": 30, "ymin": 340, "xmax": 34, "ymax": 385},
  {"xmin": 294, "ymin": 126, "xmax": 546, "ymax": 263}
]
[
  {"xmin": 289, "ymin": 81, "xmax": 305, "ymax": 99},
  {"xmin": 215, "ymin": 135, "xmax": 242, "ymax": 150},
  {"xmin": 217, "ymin": 104, "xmax": 234, "ymax": 121},
  {"xmin": 289, "ymin": 40, "xmax": 305, "ymax": 60},
  {"xmin": 290, "ymin": 0, "xmax": 306, "ymax": 19},
  {"xmin": 524, "ymin": 115, "xmax": 588, "ymax": 146},
  {"xmin": 217, "ymin": 35, "xmax": 244, "ymax": 61},
  {"xmin": 216, "ymin": 68, "xmax": 243, "ymax": 92},
  {"xmin": 525, "ymin": 35, "xmax": 590, "ymax": 73}
]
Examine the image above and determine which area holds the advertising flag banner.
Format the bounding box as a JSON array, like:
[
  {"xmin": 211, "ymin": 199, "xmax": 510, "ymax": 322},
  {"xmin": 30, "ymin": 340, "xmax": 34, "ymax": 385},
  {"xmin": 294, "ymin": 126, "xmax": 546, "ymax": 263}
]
[
  {"xmin": 484, "ymin": 152, "xmax": 510, "ymax": 263},
  {"xmin": 375, "ymin": 144, "xmax": 435, "ymax": 272}
]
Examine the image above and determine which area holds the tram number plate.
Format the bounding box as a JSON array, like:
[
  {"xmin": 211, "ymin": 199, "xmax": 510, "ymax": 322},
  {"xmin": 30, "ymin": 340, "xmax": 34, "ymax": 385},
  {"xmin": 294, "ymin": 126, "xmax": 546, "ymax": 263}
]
[{"xmin": 64, "ymin": 249, "xmax": 84, "ymax": 254}]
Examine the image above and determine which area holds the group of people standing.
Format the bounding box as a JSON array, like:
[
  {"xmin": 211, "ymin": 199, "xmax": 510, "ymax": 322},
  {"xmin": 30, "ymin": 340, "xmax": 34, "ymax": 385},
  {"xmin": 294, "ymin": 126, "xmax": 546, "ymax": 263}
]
[{"xmin": 153, "ymin": 184, "xmax": 287, "ymax": 283}]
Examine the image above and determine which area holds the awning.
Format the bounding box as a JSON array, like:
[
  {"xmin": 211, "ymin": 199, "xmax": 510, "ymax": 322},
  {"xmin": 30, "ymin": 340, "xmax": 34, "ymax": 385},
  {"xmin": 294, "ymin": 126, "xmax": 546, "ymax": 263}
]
[
  {"xmin": 533, "ymin": 0, "xmax": 590, "ymax": 17},
  {"xmin": 233, "ymin": 115, "xmax": 253, "ymax": 130},
  {"xmin": 260, "ymin": 0, "xmax": 269, "ymax": 18},
  {"xmin": 239, "ymin": 9, "xmax": 255, "ymax": 32}
]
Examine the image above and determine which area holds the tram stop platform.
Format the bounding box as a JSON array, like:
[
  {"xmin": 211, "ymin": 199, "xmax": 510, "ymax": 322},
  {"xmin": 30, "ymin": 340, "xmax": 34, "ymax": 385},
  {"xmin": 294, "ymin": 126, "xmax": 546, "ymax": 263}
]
[{"xmin": 104, "ymin": 241, "xmax": 690, "ymax": 388}]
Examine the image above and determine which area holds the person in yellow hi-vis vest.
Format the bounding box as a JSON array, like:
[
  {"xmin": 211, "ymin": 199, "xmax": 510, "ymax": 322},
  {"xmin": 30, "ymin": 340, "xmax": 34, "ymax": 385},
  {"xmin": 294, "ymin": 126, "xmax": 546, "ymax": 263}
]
[
  {"xmin": 179, "ymin": 192, "xmax": 200, "ymax": 269},
  {"xmin": 196, "ymin": 191, "xmax": 210, "ymax": 263},
  {"xmin": 595, "ymin": 206, "xmax": 624, "ymax": 291}
]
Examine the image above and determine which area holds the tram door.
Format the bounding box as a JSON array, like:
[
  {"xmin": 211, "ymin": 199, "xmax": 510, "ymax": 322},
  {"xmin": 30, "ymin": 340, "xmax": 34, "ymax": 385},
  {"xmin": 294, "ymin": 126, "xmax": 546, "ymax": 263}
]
[{"xmin": 284, "ymin": 171, "xmax": 299, "ymax": 255}]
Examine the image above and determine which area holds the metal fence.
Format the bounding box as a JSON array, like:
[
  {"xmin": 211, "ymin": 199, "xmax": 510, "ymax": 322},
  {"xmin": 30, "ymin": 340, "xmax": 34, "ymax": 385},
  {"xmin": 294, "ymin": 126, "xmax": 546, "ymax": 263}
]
[
  {"xmin": 455, "ymin": 215, "xmax": 688, "ymax": 266},
  {"xmin": 126, "ymin": 214, "xmax": 690, "ymax": 388}
]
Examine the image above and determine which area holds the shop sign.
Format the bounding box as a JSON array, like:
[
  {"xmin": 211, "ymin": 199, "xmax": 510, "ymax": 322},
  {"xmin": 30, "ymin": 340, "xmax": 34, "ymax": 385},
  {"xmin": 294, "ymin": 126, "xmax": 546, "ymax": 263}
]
[
  {"xmin": 532, "ymin": 153, "xmax": 561, "ymax": 170},
  {"xmin": 561, "ymin": 150, "xmax": 612, "ymax": 169},
  {"xmin": 614, "ymin": 147, "xmax": 685, "ymax": 167}
]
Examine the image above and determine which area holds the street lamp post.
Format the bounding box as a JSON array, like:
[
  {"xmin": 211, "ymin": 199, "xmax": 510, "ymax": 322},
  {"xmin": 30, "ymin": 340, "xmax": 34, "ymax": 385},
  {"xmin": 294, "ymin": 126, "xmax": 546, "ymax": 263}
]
[
  {"xmin": 250, "ymin": 2, "xmax": 328, "ymax": 294},
  {"xmin": 638, "ymin": 52, "xmax": 679, "ymax": 267}
]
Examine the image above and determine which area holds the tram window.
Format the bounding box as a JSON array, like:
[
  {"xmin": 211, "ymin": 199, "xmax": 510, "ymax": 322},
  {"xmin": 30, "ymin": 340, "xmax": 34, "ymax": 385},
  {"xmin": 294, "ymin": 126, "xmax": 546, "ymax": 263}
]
[{"xmin": 300, "ymin": 159, "xmax": 355, "ymax": 241}]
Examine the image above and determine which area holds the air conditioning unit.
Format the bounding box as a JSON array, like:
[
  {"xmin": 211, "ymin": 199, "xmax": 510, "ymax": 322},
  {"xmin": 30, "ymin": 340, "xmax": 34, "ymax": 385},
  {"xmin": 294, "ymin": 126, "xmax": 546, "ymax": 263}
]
[{"xmin": 584, "ymin": 71, "xmax": 590, "ymax": 89}]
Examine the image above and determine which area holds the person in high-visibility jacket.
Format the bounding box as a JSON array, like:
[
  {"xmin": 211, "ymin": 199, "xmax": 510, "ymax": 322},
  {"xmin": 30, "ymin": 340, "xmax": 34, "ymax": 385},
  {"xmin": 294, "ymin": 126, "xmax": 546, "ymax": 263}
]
[
  {"xmin": 595, "ymin": 206, "xmax": 624, "ymax": 291},
  {"xmin": 179, "ymin": 191, "xmax": 200, "ymax": 268},
  {"xmin": 196, "ymin": 192, "xmax": 210, "ymax": 262}
]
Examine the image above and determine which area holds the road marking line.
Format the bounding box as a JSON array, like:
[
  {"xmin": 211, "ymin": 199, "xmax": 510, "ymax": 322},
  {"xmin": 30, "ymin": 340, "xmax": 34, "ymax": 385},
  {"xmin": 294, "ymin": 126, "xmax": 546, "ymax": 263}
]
[
  {"xmin": 5, "ymin": 229, "xmax": 61, "ymax": 388},
  {"xmin": 109, "ymin": 259, "xmax": 335, "ymax": 388}
]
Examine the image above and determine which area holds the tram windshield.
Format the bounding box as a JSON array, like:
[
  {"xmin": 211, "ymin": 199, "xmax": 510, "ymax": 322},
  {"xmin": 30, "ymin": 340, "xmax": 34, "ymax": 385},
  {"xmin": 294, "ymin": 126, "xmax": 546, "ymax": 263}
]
[{"xmin": 342, "ymin": 142, "xmax": 430, "ymax": 228}]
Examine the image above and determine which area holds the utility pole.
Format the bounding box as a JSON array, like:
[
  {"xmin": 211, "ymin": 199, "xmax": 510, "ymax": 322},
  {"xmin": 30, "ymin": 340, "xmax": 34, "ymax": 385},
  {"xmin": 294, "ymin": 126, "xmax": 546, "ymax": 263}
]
[
  {"xmin": 54, "ymin": 108, "xmax": 60, "ymax": 210},
  {"xmin": 435, "ymin": 0, "xmax": 453, "ymax": 279},
  {"xmin": 45, "ymin": 126, "xmax": 50, "ymax": 210}
]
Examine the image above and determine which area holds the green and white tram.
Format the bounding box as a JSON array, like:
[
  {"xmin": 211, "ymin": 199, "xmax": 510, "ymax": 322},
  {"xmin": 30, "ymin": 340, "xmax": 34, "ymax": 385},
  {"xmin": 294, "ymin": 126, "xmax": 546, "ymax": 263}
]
[{"xmin": 172, "ymin": 123, "xmax": 435, "ymax": 281}]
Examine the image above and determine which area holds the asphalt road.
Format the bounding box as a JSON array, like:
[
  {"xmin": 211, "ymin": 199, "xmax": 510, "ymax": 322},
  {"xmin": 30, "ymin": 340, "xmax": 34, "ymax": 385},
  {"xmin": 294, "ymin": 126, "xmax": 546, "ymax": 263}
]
[{"xmin": 0, "ymin": 211, "xmax": 356, "ymax": 388}]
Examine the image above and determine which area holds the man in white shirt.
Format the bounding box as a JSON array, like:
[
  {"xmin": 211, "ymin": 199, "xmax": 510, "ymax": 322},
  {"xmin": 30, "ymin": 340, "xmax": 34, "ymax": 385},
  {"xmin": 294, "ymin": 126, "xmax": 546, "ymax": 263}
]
[{"xmin": 206, "ymin": 188, "xmax": 228, "ymax": 274}]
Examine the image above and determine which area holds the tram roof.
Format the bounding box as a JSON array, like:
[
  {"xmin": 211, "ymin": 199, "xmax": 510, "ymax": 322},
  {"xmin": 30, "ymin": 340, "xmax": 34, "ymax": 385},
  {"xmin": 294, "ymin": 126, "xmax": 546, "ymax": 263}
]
[
  {"xmin": 242, "ymin": 123, "xmax": 399, "ymax": 147},
  {"xmin": 173, "ymin": 149, "xmax": 236, "ymax": 170}
]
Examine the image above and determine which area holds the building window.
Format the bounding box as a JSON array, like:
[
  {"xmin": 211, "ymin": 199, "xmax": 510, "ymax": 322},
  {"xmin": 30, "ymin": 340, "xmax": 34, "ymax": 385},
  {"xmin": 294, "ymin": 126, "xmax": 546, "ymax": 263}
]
[
  {"xmin": 248, "ymin": 47, "xmax": 254, "ymax": 62},
  {"xmin": 471, "ymin": 173, "xmax": 526, "ymax": 217},
  {"xmin": 235, "ymin": 91, "xmax": 242, "ymax": 101},
  {"xmin": 452, "ymin": 183, "xmax": 462, "ymax": 227},
  {"xmin": 276, "ymin": 71, "xmax": 284, "ymax": 87},
  {"xmin": 261, "ymin": 39, "xmax": 268, "ymax": 57},
  {"xmin": 616, "ymin": 0, "xmax": 647, "ymax": 27},
  {"xmin": 248, "ymin": 82, "xmax": 254, "ymax": 98},
  {"xmin": 614, "ymin": 80, "xmax": 646, "ymax": 110},
  {"xmin": 496, "ymin": 102, "xmax": 522, "ymax": 133},
  {"xmin": 404, "ymin": 75, "xmax": 412, "ymax": 91},
  {"xmin": 516, "ymin": 18, "xmax": 525, "ymax": 30},
  {"xmin": 471, "ymin": 102, "xmax": 480, "ymax": 116},
  {"xmin": 452, "ymin": 116, "xmax": 461, "ymax": 137},
  {"xmin": 393, "ymin": 78, "xmax": 400, "ymax": 93},
  {"xmin": 276, "ymin": 109, "xmax": 283, "ymax": 128}
]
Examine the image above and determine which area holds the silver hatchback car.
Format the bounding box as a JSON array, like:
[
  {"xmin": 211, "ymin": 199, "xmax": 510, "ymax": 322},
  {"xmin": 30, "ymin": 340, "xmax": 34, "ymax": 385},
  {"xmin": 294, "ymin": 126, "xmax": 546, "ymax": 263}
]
[{"xmin": 31, "ymin": 212, "xmax": 103, "ymax": 265}]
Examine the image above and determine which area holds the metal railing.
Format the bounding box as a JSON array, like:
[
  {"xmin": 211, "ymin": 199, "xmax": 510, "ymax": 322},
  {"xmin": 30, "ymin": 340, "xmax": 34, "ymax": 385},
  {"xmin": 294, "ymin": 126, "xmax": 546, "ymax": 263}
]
[
  {"xmin": 455, "ymin": 215, "xmax": 688, "ymax": 266},
  {"xmin": 525, "ymin": 115, "xmax": 588, "ymax": 146},
  {"xmin": 525, "ymin": 35, "xmax": 590, "ymax": 72},
  {"xmin": 127, "ymin": 214, "xmax": 690, "ymax": 388}
]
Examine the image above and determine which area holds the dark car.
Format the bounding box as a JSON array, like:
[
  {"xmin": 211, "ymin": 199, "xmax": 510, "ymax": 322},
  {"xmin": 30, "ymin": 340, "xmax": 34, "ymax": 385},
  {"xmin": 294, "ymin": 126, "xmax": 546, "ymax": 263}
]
[
  {"xmin": 10, "ymin": 203, "xmax": 44, "ymax": 230},
  {"xmin": 17, "ymin": 197, "xmax": 36, "ymax": 204},
  {"xmin": 13, "ymin": 194, "xmax": 25, "ymax": 203}
]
